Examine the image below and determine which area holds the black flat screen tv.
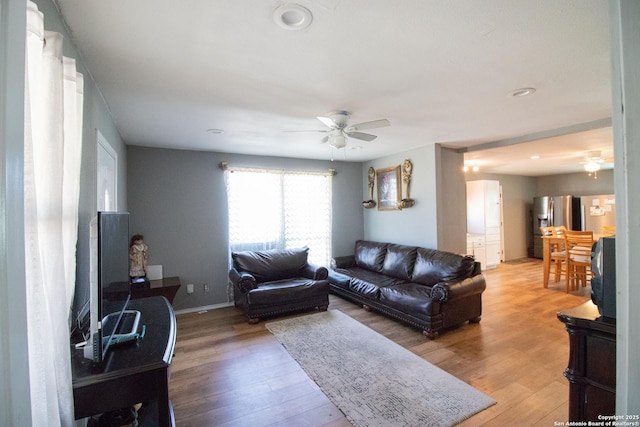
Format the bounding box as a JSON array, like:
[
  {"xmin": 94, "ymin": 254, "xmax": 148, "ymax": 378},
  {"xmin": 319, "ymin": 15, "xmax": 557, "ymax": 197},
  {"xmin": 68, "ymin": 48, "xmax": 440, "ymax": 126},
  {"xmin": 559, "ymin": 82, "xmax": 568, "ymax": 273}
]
[
  {"xmin": 84, "ymin": 211, "xmax": 131, "ymax": 362},
  {"xmin": 591, "ymin": 236, "xmax": 616, "ymax": 319}
]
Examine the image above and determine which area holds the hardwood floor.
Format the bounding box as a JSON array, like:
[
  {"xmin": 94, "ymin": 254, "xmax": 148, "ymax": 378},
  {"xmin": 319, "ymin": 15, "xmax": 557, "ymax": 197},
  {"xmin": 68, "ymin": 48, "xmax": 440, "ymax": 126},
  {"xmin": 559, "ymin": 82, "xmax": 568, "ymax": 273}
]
[{"xmin": 169, "ymin": 258, "xmax": 591, "ymax": 426}]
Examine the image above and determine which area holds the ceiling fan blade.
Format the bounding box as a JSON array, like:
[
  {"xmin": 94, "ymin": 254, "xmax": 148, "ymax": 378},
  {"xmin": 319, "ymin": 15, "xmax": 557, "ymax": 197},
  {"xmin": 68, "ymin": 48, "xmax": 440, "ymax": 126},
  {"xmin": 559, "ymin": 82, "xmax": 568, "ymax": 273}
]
[
  {"xmin": 346, "ymin": 131, "xmax": 377, "ymax": 142},
  {"xmin": 283, "ymin": 129, "xmax": 328, "ymax": 133},
  {"xmin": 317, "ymin": 116, "xmax": 337, "ymax": 129},
  {"xmin": 320, "ymin": 135, "xmax": 329, "ymax": 144},
  {"xmin": 345, "ymin": 118, "xmax": 390, "ymax": 132}
]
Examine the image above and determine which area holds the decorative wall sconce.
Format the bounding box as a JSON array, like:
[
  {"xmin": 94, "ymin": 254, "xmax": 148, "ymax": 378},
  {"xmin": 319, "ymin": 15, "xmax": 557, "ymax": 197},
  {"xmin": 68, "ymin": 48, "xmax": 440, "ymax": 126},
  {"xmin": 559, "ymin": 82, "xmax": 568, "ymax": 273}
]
[
  {"xmin": 397, "ymin": 159, "xmax": 415, "ymax": 209},
  {"xmin": 362, "ymin": 167, "xmax": 377, "ymax": 208}
]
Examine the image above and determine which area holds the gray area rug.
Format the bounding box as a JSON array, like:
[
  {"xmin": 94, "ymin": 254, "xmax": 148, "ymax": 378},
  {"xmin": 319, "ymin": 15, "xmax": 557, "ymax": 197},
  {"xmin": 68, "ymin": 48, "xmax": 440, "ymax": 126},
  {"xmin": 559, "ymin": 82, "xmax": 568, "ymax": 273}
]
[{"xmin": 266, "ymin": 310, "xmax": 496, "ymax": 427}]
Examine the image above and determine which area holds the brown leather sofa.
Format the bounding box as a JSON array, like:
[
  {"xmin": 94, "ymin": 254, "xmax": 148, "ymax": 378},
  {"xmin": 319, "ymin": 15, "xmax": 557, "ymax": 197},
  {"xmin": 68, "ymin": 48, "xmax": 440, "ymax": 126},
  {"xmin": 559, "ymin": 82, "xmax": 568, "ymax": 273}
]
[
  {"xmin": 328, "ymin": 240, "xmax": 486, "ymax": 338},
  {"xmin": 229, "ymin": 246, "xmax": 330, "ymax": 323}
]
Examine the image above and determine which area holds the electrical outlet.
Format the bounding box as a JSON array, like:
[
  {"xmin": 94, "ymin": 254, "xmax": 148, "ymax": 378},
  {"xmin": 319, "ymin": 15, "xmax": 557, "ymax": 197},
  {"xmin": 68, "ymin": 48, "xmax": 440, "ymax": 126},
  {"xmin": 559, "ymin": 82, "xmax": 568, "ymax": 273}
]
[
  {"xmin": 204, "ymin": 283, "xmax": 209, "ymax": 292},
  {"xmin": 186, "ymin": 284, "xmax": 194, "ymax": 294}
]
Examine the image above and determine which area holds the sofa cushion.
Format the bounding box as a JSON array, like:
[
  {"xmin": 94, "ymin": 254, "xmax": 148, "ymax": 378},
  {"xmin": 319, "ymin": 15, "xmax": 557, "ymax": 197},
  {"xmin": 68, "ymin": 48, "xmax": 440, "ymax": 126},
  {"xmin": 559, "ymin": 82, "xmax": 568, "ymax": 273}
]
[
  {"xmin": 381, "ymin": 244, "xmax": 417, "ymax": 281},
  {"xmin": 411, "ymin": 248, "xmax": 476, "ymax": 286},
  {"xmin": 379, "ymin": 283, "xmax": 440, "ymax": 317},
  {"xmin": 246, "ymin": 278, "xmax": 329, "ymax": 305},
  {"xmin": 332, "ymin": 267, "xmax": 408, "ymax": 300},
  {"xmin": 351, "ymin": 273, "xmax": 409, "ymax": 299},
  {"xmin": 354, "ymin": 240, "xmax": 388, "ymax": 272},
  {"xmin": 232, "ymin": 247, "xmax": 309, "ymax": 283},
  {"xmin": 327, "ymin": 268, "xmax": 353, "ymax": 288}
]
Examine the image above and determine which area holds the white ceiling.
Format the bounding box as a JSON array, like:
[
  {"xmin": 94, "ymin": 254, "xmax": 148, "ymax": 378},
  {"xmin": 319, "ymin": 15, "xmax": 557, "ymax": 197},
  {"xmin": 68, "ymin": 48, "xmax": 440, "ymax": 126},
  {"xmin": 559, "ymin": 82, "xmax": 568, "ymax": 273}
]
[
  {"xmin": 53, "ymin": 0, "xmax": 613, "ymax": 174},
  {"xmin": 464, "ymin": 123, "xmax": 614, "ymax": 176}
]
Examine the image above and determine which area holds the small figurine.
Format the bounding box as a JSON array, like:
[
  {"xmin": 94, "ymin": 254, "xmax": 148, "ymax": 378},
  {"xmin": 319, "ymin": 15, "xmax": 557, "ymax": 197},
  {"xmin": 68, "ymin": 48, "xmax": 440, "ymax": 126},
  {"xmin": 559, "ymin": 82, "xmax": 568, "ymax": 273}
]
[{"xmin": 129, "ymin": 234, "xmax": 148, "ymax": 279}]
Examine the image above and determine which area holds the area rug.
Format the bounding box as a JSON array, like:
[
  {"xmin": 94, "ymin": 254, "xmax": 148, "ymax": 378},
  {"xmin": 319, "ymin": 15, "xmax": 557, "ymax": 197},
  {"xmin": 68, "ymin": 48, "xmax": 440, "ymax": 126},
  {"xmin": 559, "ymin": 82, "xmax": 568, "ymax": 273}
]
[{"xmin": 265, "ymin": 310, "xmax": 496, "ymax": 427}]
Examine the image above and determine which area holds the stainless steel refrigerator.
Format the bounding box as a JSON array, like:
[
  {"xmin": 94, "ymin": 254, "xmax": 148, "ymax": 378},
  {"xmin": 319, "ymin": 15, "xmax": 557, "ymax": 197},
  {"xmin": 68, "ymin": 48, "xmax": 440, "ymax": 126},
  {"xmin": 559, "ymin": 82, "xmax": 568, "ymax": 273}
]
[
  {"xmin": 532, "ymin": 195, "xmax": 581, "ymax": 258},
  {"xmin": 580, "ymin": 194, "xmax": 616, "ymax": 239}
]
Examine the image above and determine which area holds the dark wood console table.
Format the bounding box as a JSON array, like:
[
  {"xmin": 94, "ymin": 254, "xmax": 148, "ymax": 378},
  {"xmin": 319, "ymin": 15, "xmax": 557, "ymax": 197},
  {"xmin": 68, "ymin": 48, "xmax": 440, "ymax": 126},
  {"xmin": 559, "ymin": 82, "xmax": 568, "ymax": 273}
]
[
  {"xmin": 131, "ymin": 276, "xmax": 181, "ymax": 305},
  {"xmin": 72, "ymin": 296, "xmax": 176, "ymax": 426},
  {"xmin": 557, "ymin": 301, "xmax": 616, "ymax": 422}
]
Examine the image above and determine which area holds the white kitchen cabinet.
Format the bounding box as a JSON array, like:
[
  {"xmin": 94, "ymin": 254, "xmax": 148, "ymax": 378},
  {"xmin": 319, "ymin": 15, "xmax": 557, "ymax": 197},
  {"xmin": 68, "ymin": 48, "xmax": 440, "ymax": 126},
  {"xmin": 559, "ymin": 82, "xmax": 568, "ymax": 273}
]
[
  {"xmin": 467, "ymin": 233, "xmax": 486, "ymax": 268},
  {"xmin": 485, "ymin": 237, "xmax": 501, "ymax": 269},
  {"xmin": 466, "ymin": 180, "xmax": 502, "ymax": 269}
]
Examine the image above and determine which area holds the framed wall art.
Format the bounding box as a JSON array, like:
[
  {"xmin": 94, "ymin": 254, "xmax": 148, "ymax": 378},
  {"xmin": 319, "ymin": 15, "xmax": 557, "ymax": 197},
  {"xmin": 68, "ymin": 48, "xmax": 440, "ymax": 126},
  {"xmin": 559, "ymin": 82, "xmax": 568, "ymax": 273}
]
[{"xmin": 376, "ymin": 165, "xmax": 401, "ymax": 210}]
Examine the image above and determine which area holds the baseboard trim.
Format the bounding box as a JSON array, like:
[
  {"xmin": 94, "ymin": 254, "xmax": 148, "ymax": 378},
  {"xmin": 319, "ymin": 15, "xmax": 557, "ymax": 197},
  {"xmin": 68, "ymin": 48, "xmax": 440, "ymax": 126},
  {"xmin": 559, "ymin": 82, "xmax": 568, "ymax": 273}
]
[{"xmin": 174, "ymin": 301, "xmax": 234, "ymax": 316}]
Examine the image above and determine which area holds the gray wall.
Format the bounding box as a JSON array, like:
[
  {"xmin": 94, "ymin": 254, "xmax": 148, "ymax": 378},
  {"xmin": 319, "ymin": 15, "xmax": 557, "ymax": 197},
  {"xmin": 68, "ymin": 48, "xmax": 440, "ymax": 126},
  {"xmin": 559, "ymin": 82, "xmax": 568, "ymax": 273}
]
[
  {"xmin": 2, "ymin": 0, "xmax": 638, "ymax": 420},
  {"xmin": 1, "ymin": 0, "xmax": 128, "ymax": 423},
  {"xmin": 436, "ymin": 145, "xmax": 467, "ymax": 253},
  {"xmin": 1, "ymin": 0, "xmax": 30, "ymax": 424},
  {"xmin": 362, "ymin": 144, "xmax": 468, "ymax": 254},
  {"xmin": 466, "ymin": 169, "xmax": 614, "ymax": 261},
  {"xmin": 30, "ymin": 0, "xmax": 129, "ymax": 325},
  {"xmin": 127, "ymin": 142, "xmax": 473, "ymax": 313},
  {"xmin": 363, "ymin": 145, "xmax": 440, "ymax": 249},
  {"xmin": 536, "ymin": 168, "xmax": 613, "ymax": 196},
  {"xmin": 127, "ymin": 146, "xmax": 364, "ymax": 311}
]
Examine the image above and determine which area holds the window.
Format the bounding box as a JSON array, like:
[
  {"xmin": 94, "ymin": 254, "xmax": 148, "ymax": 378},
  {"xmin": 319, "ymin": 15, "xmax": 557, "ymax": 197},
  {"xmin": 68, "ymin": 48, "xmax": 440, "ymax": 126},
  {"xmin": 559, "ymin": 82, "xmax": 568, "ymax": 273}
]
[{"xmin": 225, "ymin": 167, "xmax": 332, "ymax": 266}]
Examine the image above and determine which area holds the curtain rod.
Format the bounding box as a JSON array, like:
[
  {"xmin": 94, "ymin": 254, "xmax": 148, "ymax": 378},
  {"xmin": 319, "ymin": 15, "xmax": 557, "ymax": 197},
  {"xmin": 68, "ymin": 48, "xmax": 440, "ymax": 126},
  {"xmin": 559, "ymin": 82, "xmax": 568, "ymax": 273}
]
[{"xmin": 219, "ymin": 162, "xmax": 336, "ymax": 176}]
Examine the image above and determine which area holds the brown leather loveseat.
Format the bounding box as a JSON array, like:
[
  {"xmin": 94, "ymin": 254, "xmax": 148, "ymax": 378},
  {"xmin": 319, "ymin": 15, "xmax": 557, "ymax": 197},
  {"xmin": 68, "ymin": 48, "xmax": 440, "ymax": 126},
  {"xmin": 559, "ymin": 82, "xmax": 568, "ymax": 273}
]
[
  {"xmin": 229, "ymin": 246, "xmax": 330, "ymax": 323},
  {"xmin": 328, "ymin": 240, "xmax": 486, "ymax": 338}
]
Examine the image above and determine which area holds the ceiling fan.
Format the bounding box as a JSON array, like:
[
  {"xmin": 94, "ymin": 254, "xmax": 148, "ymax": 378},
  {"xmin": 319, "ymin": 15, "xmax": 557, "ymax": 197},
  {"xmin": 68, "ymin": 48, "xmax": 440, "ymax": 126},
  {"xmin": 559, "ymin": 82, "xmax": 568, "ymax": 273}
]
[
  {"xmin": 580, "ymin": 150, "xmax": 613, "ymax": 177},
  {"xmin": 292, "ymin": 110, "xmax": 390, "ymax": 149}
]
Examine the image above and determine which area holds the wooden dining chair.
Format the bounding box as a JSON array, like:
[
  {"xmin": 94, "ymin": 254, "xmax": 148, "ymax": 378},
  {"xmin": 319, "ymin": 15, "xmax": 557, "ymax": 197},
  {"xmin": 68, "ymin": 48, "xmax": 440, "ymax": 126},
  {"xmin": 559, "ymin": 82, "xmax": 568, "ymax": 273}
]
[
  {"xmin": 602, "ymin": 225, "xmax": 616, "ymax": 236},
  {"xmin": 540, "ymin": 226, "xmax": 566, "ymax": 283},
  {"xmin": 564, "ymin": 230, "xmax": 594, "ymax": 292}
]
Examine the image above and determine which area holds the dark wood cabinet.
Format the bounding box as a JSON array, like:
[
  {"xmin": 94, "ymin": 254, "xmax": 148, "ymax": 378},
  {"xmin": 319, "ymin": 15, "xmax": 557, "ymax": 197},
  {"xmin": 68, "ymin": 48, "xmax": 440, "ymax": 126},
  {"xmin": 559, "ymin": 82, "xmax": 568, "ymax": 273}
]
[
  {"xmin": 72, "ymin": 296, "xmax": 176, "ymax": 426},
  {"xmin": 131, "ymin": 276, "xmax": 181, "ymax": 305},
  {"xmin": 557, "ymin": 301, "xmax": 616, "ymax": 421}
]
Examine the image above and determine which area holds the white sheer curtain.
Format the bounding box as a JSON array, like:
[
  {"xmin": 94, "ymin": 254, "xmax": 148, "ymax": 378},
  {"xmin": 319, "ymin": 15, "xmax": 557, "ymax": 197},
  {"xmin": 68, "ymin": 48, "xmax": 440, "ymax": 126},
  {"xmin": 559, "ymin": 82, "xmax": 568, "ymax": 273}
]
[
  {"xmin": 24, "ymin": 1, "xmax": 84, "ymax": 425},
  {"xmin": 224, "ymin": 165, "xmax": 333, "ymax": 266}
]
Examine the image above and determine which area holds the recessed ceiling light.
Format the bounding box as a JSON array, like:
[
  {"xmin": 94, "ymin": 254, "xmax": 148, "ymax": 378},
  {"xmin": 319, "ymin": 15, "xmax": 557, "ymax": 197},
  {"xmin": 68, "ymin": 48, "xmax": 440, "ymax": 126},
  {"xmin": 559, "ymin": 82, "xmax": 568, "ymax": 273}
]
[
  {"xmin": 530, "ymin": 155, "xmax": 540, "ymax": 159},
  {"xmin": 463, "ymin": 160, "xmax": 480, "ymax": 173},
  {"xmin": 273, "ymin": 4, "xmax": 313, "ymax": 31},
  {"xmin": 509, "ymin": 87, "xmax": 536, "ymax": 97},
  {"xmin": 206, "ymin": 128, "xmax": 224, "ymax": 134}
]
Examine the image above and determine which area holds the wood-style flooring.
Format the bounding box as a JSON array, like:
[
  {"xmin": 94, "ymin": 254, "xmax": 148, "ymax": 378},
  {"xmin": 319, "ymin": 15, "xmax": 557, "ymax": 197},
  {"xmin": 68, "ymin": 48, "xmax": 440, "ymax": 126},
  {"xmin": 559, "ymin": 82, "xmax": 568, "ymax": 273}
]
[{"xmin": 169, "ymin": 258, "xmax": 591, "ymax": 426}]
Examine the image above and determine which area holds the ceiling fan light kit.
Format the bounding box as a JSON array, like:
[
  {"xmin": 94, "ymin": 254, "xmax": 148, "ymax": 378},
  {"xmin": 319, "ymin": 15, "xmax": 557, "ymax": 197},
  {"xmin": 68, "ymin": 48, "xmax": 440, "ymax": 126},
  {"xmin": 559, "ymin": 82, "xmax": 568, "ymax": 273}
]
[
  {"xmin": 313, "ymin": 110, "xmax": 391, "ymax": 156},
  {"xmin": 286, "ymin": 110, "xmax": 390, "ymax": 159},
  {"xmin": 584, "ymin": 162, "xmax": 601, "ymax": 173},
  {"xmin": 584, "ymin": 161, "xmax": 600, "ymax": 179},
  {"xmin": 581, "ymin": 150, "xmax": 609, "ymax": 179},
  {"xmin": 329, "ymin": 133, "xmax": 347, "ymax": 149}
]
